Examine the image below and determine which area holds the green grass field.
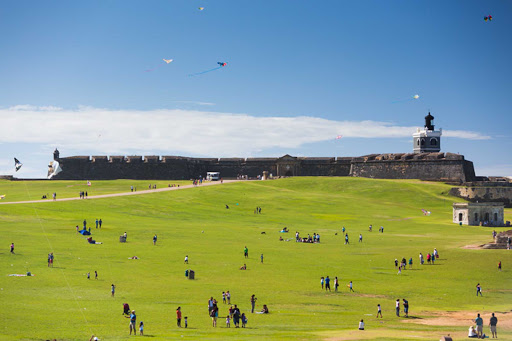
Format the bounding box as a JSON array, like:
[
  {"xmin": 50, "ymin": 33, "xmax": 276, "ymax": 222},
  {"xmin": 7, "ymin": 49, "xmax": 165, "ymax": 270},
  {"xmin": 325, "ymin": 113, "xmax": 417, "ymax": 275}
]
[{"xmin": 0, "ymin": 177, "xmax": 511, "ymax": 340}]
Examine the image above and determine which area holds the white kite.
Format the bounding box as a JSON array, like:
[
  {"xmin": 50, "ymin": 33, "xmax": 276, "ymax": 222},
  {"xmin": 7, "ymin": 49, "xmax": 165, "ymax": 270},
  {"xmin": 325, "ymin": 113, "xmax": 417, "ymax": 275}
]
[
  {"xmin": 47, "ymin": 160, "xmax": 62, "ymax": 179},
  {"xmin": 163, "ymin": 59, "xmax": 173, "ymax": 64}
]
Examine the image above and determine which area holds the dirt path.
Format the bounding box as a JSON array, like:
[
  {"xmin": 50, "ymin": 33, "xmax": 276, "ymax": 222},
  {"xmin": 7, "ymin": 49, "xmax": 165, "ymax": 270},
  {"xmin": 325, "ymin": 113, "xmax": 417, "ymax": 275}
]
[{"xmin": 0, "ymin": 180, "xmax": 241, "ymax": 205}]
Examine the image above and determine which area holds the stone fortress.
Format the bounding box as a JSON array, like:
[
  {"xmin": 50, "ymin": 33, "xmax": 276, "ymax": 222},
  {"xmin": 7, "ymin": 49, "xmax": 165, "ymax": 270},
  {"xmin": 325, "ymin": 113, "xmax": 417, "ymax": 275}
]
[{"xmin": 50, "ymin": 113, "xmax": 477, "ymax": 183}]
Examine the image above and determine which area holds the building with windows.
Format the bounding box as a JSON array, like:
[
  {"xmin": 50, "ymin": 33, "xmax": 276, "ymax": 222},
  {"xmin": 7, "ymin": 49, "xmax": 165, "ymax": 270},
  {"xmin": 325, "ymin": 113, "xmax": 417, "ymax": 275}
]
[{"xmin": 452, "ymin": 202, "xmax": 505, "ymax": 226}]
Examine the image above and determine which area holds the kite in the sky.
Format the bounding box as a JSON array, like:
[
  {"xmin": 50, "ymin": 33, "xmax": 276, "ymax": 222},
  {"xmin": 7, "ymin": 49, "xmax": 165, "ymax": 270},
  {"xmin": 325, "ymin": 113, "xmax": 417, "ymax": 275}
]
[
  {"xmin": 335, "ymin": 135, "xmax": 343, "ymax": 140},
  {"xmin": 47, "ymin": 160, "xmax": 62, "ymax": 179},
  {"xmin": 14, "ymin": 158, "xmax": 22, "ymax": 172},
  {"xmin": 198, "ymin": 7, "xmax": 204, "ymax": 10},
  {"xmin": 484, "ymin": 15, "xmax": 492, "ymax": 21},
  {"xmin": 393, "ymin": 94, "xmax": 420, "ymax": 103},
  {"xmin": 145, "ymin": 59, "xmax": 173, "ymax": 72},
  {"xmin": 189, "ymin": 62, "xmax": 228, "ymax": 77}
]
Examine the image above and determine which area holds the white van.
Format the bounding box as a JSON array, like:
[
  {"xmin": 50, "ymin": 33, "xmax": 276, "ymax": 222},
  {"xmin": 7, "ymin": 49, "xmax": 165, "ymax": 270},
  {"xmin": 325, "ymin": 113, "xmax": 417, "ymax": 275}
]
[{"xmin": 206, "ymin": 172, "xmax": 220, "ymax": 181}]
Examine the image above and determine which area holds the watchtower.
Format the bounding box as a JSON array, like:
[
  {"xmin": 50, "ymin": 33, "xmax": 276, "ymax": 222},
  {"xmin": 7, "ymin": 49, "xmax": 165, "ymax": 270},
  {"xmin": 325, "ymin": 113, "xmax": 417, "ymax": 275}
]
[
  {"xmin": 53, "ymin": 148, "xmax": 60, "ymax": 160},
  {"xmin": 413, "ymin": 112, "xmax": 442, "ymax": 153}
]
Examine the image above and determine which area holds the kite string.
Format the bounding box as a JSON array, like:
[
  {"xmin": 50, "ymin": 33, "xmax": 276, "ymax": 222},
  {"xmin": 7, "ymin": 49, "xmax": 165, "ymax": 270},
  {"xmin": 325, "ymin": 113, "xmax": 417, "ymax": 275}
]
[
  {"xmin": 188, "ymin": 66, "xmax": 222, "ymax": 77},
  {"xmin": 21, "ymin": 182, "xmax": 95, "ymax": 336}
]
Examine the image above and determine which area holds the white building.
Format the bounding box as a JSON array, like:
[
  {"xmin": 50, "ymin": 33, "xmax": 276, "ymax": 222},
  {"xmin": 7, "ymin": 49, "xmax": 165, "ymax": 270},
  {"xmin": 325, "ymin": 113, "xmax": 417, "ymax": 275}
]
[{"xmin": 452, "ymin": 202, "xmax": 504, "ymax": 226}]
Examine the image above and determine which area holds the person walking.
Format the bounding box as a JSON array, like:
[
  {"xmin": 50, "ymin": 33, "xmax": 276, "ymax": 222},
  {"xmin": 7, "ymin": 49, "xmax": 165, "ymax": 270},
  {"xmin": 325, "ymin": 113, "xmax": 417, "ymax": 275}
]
[
  {"xmin": 99, "ymin": 219, "xmax": 102, "ymax": 228},
  {"xmin": 349, "ymin": 281, "xmax": 354, "ymax": 292},
  {"xmin": 153, "ymin": 234, "xmax": 157, "ymax": 245},
  {"xmin": 111, "ymin": 284, "xmax": 116, "ymax": 297},
  {"xmin": 184, "ymin": 255, "xmax": 188, "ymax": 264},
  {"xmin": 334, "ymin": 277, "xmax": 339, "ymax": 292},
  {"xmin": 359, "ymin": 234, "xmax": 362, "ymax": 242},
  {"xmin": 475, "ymin": 313, "xmax": 484, "ymax": 338},
  {"xmin": 345, "ymin": 233, "xmax": 349, "ymax": 244},
  {"xmin": 476, "ymin": 283, "xmax": 483, "ymax": 296},
  {"xmin": 176, "ymin": 307, "xmax": 182, "ymax": 327},
  {"xmin": 489, "ymin": 312, "xmax": 498, "ymax": 338},
  {"xmin": 95, "ymin": 270, "xmax": 98, "ymax": 280},
  {"xmin": 244, "ymin": 246, "xmax": 248, "ymax": 258},
  {"xmin": 320, "ymin": 276, "xmax": 324, "ymax": 290},
  {"xmin": 250, "ymin": 294, "xmax": 257, "ymax": 313},
  {"xmin": 395, "ymin": 299, "xmax": 400, "ymax": 317},
  {"xmin": 95, "ymin": 219, "xmax": 99, "ymax": 229},
  {"xmin": 498, "ymin": 261, "xmax": 501, "ymax": 271},
  {"xmin": 260, "ymin": 253, "xmax": 264, "ymax": 263},
  {"xmin": 376, "ymin": 304, "xmax": 382, "ymax": 318},
  {"xmin": 325, "ymin": 276, "xmax": 331, "ymax": 291},
  {"xmin": 419, "ymin": 253, "xmax": 424, "ymax": 265},
  {"xmin": 232, "ymin": 305, "xmax": 241, "ymax": 327},
  {"xmin": 409, "ymin": 257, "xmax": 413, "ymax": 269}
]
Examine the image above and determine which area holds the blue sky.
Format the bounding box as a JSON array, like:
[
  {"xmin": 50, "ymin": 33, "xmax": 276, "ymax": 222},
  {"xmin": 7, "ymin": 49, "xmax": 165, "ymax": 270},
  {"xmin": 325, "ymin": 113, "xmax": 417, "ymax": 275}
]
[{"xmin": 0, "ymin": 1, "xmax": 510, "ymax": 178}]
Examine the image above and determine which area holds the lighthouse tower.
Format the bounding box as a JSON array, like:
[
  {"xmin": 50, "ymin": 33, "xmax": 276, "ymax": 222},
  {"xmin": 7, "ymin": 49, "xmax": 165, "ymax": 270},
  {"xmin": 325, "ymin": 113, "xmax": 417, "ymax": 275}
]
[{"xmin": 413, "ymin": 112, "xmax": 442, "ymax": 153}]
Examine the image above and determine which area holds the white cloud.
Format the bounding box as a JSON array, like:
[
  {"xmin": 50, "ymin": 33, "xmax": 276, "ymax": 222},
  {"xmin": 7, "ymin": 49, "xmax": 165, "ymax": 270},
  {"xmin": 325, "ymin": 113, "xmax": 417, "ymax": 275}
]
[{"xmin": 0, "ymin": 106, "xmax": 490, "ymax": 157}]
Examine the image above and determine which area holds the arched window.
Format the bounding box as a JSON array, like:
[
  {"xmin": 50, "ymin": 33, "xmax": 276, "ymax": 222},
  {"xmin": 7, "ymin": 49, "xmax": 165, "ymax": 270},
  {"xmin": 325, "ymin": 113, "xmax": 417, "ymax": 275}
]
[
  {"xmin": 458, "ymin": 213, "xmax": 463, "ymax": 222},
  {"xmin": 474, "ymin": 213, "xmax": 478, "ymax": 221},
  {"xmin": 417, "ymin": 139, "xmax": 420, "ymax": 146},
  {"xmin": 421, "ymin": 139, "xmax": 425, "ymax": 146},
  {"xmin": 430, "ymin": 139, "xmax": 437, "ymax": 146}
]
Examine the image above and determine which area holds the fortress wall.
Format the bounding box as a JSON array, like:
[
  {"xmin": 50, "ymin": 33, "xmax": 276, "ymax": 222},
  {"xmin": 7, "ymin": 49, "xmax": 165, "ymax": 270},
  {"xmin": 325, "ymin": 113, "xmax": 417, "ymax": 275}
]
[
  {"xmin": 449, "ymin": 186, "xmax": 512, "ymax": 208},
  {"xmin": 350, "ymin": 159, "xmax": 475, "ymax": 182}
]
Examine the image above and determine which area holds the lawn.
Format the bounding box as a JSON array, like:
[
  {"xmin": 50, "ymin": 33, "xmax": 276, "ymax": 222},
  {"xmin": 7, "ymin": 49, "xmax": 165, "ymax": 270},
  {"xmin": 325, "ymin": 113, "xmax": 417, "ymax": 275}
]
[{"xmin": 0, "ymin": 177, "xmax": 511, "ymax": 340}]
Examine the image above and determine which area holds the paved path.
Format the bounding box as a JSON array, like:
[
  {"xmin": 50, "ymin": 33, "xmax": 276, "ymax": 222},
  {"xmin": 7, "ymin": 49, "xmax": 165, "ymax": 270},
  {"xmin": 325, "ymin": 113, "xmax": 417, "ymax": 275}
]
[{"xmin": 0, "ymin": 180, "xmax": 241, "ymax": 205}]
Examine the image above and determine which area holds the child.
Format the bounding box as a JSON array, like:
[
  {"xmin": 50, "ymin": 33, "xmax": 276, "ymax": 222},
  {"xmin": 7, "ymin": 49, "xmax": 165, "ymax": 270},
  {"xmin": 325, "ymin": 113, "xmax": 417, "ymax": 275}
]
[
  {"xmin": 397, "ymin": 265, "xmax": 401, "ymax": 275},
  {"xmin": 111, "ymin": 284, "xmax": 115, "ymax": 297},
  {"xmin": 377, "ymin": 304, "xmax": 382, "ymax": 318},
  {"xmin": 226, "ymin": 315, "xmax": 231, "ymax": 328},
  {"xmin": 358, "ymin": 319, "xmax": 365, "ymax": 330},
  {"xmin": 349, "ymin": 281, "xmax": 354, "ymax": 292},
  {"xmin": 87, "ymin": 272, "xmax": 90, "ymax": 279},
  {"xmin": 498, "ymin": 261, "xmax": 502, "ymax": 271},
  {"xmin": 241, "ymin": 313, "xmax": 247, "ymax": 328},
  {"xmin": 227, "ymin": 291, "xmax": 231, "ymax": 304},
  {"xmin": 222, "ymin": 291, "xmax": 226, "ymax": 304},
  {"xmin": 184, "ymin": 255, "xmax": 188, "ymax": 264},
  {"xmin": 320, "ymin": 276, "xmax": 324, "ymax": 289},
  {"xmin": 184, "ymin": 316, "xmax": 188, "ymax": 328},
  {"xmin": 139, "ymin": 321, "xmax": 144, "ymax": 336}
]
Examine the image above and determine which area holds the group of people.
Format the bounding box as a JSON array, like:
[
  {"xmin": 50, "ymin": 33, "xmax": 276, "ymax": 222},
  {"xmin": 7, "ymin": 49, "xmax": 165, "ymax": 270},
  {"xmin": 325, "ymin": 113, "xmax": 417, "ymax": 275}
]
[
  {"xmin": 295, "ymin": 231, "xmax": 320, "ymax": 243},
  {"xmin": 78, "ymin": 191, "xmax": 88, "ymax": 199},
  {"xmin": 418, "ymin": 248, "xmax": 438, "ymax": 266},
  {"xmin": 47, "ymin": 252, "xmax": 54, "ymax": 267},
  {"xmin": 254, "ymin": 206, "xmax": 262, "ymax": 214},
  {"xmin": 469, "ymin": 313, "xmax": 498, "ymax": 338},
  {"xmin": 320, "ymin": 276, "xmax": 353, "ymax": 292}
]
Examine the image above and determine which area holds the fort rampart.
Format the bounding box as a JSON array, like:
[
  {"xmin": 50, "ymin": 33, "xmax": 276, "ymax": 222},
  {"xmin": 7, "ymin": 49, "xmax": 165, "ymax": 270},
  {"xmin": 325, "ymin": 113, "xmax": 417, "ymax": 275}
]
[{"xmin": 52, "ymin": 151, "xmax": 475, "ymax": 182}]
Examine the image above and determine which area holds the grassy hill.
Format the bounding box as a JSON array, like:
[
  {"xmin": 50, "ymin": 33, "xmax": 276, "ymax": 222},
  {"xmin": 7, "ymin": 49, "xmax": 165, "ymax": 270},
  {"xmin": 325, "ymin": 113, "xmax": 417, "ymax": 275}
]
[{"xmin": 0, "ymin": 178, "xmax": 511, "ymax": 340}]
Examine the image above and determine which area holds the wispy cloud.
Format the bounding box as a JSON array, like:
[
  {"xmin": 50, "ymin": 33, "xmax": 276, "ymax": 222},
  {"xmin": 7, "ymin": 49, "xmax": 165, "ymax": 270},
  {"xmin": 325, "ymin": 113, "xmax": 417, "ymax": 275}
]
[
  {"xmin": 0, "ymin": 106, "xmax": 490, "ymax": 157},
  {"xmin": 172, "ymin": 101, "xmax": 216, "ymax": 106}
]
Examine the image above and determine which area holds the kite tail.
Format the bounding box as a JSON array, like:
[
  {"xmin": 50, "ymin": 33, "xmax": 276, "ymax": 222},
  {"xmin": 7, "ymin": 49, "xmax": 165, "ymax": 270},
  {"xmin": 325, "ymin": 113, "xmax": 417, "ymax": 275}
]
[
  {"xmin": 391, "ymin": 98, "xmax": 415, "ymax": 104},
  {"xmin": 188, "ymin": 66, "xmax": 222, "ymax": 77}
]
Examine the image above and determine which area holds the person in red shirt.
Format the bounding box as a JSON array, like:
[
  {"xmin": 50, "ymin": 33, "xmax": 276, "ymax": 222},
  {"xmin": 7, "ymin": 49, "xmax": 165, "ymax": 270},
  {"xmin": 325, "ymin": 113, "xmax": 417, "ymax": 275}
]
[{"xmin": 176, "ymin": 307, "xmax": 182, "ymax": 327}]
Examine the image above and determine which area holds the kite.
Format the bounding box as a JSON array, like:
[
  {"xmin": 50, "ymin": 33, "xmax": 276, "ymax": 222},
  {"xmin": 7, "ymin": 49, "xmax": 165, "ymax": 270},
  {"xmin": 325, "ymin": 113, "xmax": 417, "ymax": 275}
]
[
  {"xmin": 392, "ymin": 94, "xmax": 420, "ymax": 103},
  {"xmin": 421, "ymin": 209, "xmax": 431, "ymax": 216},
  {"xmin": 145, "ymin": 59, "xmax": 173, "ymax": 72},
  {"xmin": 14, "ymin": 158, "xmax": 22, "ymax": 172},
  {"xmin": 484, "ymin": 15, "xmax": 492, "ymax": 21},
  {"xmin": 47, "ymin": 160, "xmax": 62, "ymax": 179},
  {"xmin": 198, "ymin": 7, "xmax": 204, "ymax": 10},
  {"xmin": 87, "ymin": 181, "xmax": 91, "ymax": 186},
  {"xmin": 189, "ymin": 62, "xmax": 228, "ymax": 77},
  {"xmin": 335, "ymin": 135, "xmax": 343, "ymax": 140}
]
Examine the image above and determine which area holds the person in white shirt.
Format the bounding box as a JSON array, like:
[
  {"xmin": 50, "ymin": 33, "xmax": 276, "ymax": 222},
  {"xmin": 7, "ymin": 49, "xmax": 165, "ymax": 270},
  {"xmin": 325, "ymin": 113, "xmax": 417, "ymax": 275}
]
[{"xmin": 358, "ymin": 319, "xmax": 365, "ymax": 330}]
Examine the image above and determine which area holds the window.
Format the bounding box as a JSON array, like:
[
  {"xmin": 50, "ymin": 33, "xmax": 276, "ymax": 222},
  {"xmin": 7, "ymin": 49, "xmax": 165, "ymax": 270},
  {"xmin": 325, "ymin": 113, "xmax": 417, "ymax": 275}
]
[
  {"xmin": 494, "ymin": 213, "xmax": 498, "ymax": 221},
  {"xmin": 417, "ymin": 139, "xmax": 420, "ymax": 146},
  {"xmin": 474, "ymin": 213, "xmax": 478, "ymax": 221},
  {"xmin": 430, "ymin": 139, "xmax": 437, "ymax": 146},
  {"xmin": 459, "ymin": 213, "xmax": 463, "ymax": 222},
  {"xmin": 485, "ymin": 213, "xmax": 489, "ymax": 221},
  {"xmin": 421, "ymin": 139, "xmax": 425, "ymax": 146}
]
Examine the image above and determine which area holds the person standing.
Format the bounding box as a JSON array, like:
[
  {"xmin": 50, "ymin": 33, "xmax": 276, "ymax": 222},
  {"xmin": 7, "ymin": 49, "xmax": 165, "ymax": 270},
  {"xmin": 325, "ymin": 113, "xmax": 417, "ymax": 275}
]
[
  {"xmin": 359, "ymin": 234, "xmax": 362, "ymax": 242},
  {"xmin": 409, "ymin": 257, "xmax": 413, "ymax": 269},
  {"xmin": 260, "ymin": 253, "xmax": 264, "ymax": 263},
  {"xmin": 128, "ymin": 310, "xmax": 137, "ymax": 335},
  {"xmin": 99, "ymin": 219, "xmax": 102, "ymax": 228},
  {"xmin": 244, "ymin": 246, "xmax": 248, "ymax": 258},
  {"xmin": 111, "ymin": 284, "xmax": 116, "ymax": 297},
  {"xmin": 83, "ymin": 219, "xmax": 87, "ymax": 229},
  {"xmin": 232, "ymin": 305, "xmax": 241, "ymax": 327},
  {"xmin": 349, "ymin": 281, "xmax": 354, "ymax": 292},
  {"xmin": 475, "ymin": 313, "xmax": 484, "ymax": 338},
  {"xmin": 476, "ymin": 283, "xmax": 483, "ymax": 296},
  {"xmin": 334, "ymin": 277, "xmax": 339, "ymax": 292},
  {"xmin": 176, "ymin": 307, "xmax": 182, "ymax": 327},
  {"xmin": 489, "ymin": 312, "xmax": 498, "ymax": 338},
  {"xmin": 49, "ymin": 253, "xmax": 54, "ymax": 267},
  {"xmin": 184, "ymin": 255, "xmax": 188, "ymax": 264},
  {"xmin": 345, "ymin": 234, "xmax": 349, "ymax": 244},
  {"xmin": 95, "ymin": 271, "xmax": 98, "ymax": 280},
  {"xmin": 325, "ymin": 276, "xmax": 331, "ymax": 291},
  {"xmin": 320, "ymin": 276, "xmax": 324, "ymax": 290},
  {"xmin": 403, "ymin": 299, "xmax": 409, "ymax": 317},
  {"xmin": 208, "ymin": 297, "xmax": 214, "ymax": 315},
  {"xmin": 95, "ymin": 219, "xmax": 99, "ymax": 229},
  {"xmin": 153, "ymin": 234, "xmax": 157, "ymax": 245},
  {"xmin": 250, "ymin": 294, "xmax": 257, "ymax": 313},
  {"xmin": 498, "ymin": 261, "xmax": 501, "ymax": 271},
  {"xmin": 419, "ymin": 253, "xmax": 424, "ymax": 265},
  {"xmin": 184, "ymin": 316, "xmax": 188, "ymax": 328},
  {"xmin": 395, "ymin": 299, "xmax": 400, "ymax": 317},
  {"xmin": 376, "ymin": 304, "xmax": 382, "ymax": 318},
  {"xmin": 226, "ymin": 291, "xmax": 231, "ymax": 304},
  {"xmin": 139, "ymin": 321, "xmax": 144, "ymax": 336}
]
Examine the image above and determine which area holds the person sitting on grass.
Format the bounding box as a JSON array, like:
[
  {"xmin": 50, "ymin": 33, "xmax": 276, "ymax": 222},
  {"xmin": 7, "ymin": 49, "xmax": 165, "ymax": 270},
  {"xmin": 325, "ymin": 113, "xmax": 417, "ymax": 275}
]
[
  {"xmin": 358, "ymin": 319, "xmax": 365, "ymax": 330},
  {"xmin": 239, "ymin": 264, "xmax": 247, "ymax": 270},
  {"xmin": 468, "ymin": 325, "xmax": 478, "ymax": 338},
  {"xmin": 260, "ymin": 305, "xmax": 269, "ymax": 314},
  {"xmin": 123, "ymin": 303, "xmax": 130, "ymax": 315}
]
